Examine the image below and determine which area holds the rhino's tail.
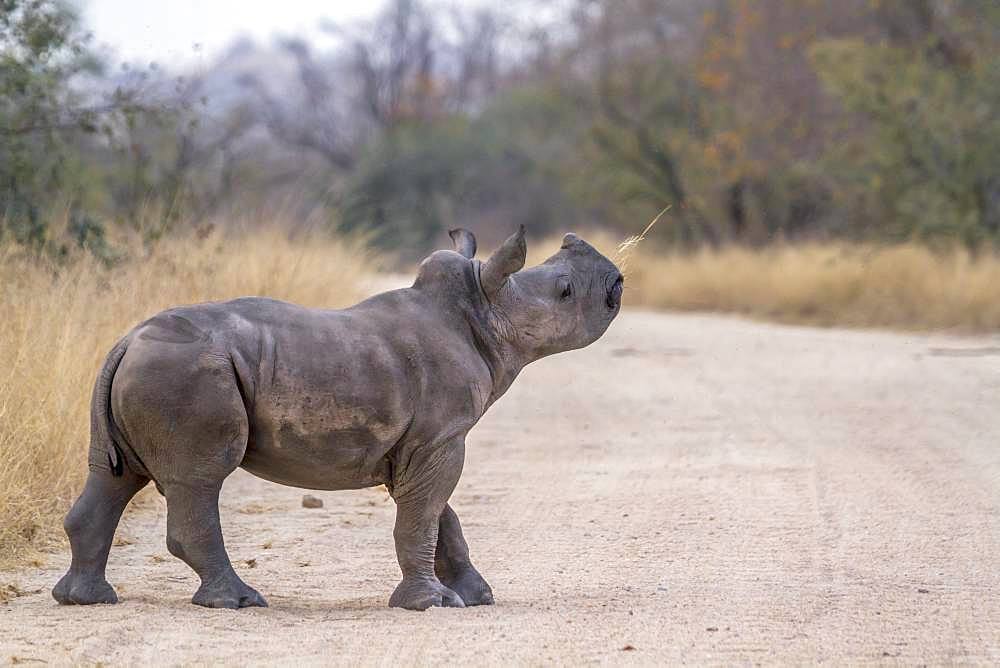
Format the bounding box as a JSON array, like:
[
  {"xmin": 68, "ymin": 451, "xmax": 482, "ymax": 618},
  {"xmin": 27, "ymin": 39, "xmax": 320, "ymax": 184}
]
[{"xmin": 87, "ymin": 336, "xmax": 131, "ymax": 477}]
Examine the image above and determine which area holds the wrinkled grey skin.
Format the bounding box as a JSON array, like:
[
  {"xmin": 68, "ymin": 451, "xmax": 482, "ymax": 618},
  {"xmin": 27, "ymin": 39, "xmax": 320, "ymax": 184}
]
[{"xmin": 53, "ymin": 227, "xmax": 623, "ymax": 611}]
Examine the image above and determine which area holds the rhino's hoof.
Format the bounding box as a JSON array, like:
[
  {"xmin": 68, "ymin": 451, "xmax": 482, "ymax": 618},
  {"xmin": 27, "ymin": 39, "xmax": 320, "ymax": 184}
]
[
  {"xmin": 440, "ymin": 568, "xmax": 494, "ymax": 607},
  {"xmin": 192, "ymin": 576, "xmax": 268, "ymax": 609},
  {"xmin": 52, "ymin": 573, "xmax": 118, "ymax": 605},
  {"xmin": 389, "ymin": 577, "xmax": 465, "ymax": 611}
]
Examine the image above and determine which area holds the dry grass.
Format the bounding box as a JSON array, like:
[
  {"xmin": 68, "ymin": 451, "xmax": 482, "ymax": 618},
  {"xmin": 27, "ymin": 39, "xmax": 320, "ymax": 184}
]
[
  {"xmin": 534, "ymin": 234, "xmax": 1000, "ymax": 331},
  {"xmin": 0, "ymin": 225, "xmax": 377, "ymax": 568}
]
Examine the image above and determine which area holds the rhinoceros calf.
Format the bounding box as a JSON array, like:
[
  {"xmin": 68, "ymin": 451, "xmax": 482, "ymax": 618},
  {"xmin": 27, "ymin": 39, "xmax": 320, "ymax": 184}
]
[{"xmin": 53, "ymin": 227, "xmax": 623, "ymax": 610}]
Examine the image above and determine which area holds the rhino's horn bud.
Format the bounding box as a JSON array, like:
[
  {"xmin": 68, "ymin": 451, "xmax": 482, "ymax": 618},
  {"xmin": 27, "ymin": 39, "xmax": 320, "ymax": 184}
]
[
  {"xmin": 561, "ymin": 232, "xmax": 581, "ymax": 248},
  {"xmin": 481, "ymin": 225, "xmax": 526, "ymax": 299}
]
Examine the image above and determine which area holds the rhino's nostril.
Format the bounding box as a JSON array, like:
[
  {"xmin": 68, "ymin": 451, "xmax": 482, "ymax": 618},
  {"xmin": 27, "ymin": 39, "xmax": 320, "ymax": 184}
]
[{"xmin": 606, "ymin": 274, "xmax": 623, "ymax": 309}]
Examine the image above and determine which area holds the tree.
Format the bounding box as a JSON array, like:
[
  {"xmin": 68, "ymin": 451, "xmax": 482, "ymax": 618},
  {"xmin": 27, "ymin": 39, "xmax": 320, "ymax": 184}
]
[
  {"xmin": 0, "ymin": 0, "xmax": 171, "ymax": 245},
  {"xmin": 341, "ymin": 114, "xmax": 568, "ymax": 254},
  {"xmin": 0, "ymin": 0, "xmax": 101, "ymax": 242},
  {"xmin": 811, "ymin": 1, "xmax": 1000, "ymax": 245}
]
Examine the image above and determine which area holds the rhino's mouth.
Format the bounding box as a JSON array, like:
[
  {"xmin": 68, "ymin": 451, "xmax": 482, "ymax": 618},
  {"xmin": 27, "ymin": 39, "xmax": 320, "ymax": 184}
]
[{"xmin": 606, "ymin": 273, "xmax": 624, "ymax": 310}]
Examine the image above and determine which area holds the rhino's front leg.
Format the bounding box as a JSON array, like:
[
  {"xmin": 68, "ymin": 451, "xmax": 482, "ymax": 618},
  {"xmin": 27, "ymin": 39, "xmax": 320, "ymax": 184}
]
[
  {"xmin": 435, "ymin": 504, "xmax": 494, "ymax": 606},
  {"xmin": 388, "ymin": 439, "xmax": 465, "ymax": 610}
]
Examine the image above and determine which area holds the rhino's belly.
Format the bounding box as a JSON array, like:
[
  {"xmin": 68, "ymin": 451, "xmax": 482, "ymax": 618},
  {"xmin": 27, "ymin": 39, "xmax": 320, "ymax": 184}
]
[
  {"xmin": 239, "ymin": 406, "xmax": 407, "ymax": 491},
  {"xmin": 240, "ymin": 428, "xmax": 395, "ymax": 490}
]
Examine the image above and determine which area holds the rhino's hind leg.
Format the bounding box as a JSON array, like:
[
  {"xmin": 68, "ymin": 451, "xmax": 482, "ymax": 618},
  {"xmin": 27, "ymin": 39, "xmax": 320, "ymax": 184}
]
[
  {"xmin": 388, "ymin": 440, "xmax": 466, "ymax": 611},
  {"xmin": 163, "ymin": 482, "xmax": 267, "ymax": 609},
  {"xmin": 53, "ymin": 468, "xmax": 148, "ymax": 605},
  {"xmin": 435, "ymin": 504, "xmax": 494, "ymax": 606}
]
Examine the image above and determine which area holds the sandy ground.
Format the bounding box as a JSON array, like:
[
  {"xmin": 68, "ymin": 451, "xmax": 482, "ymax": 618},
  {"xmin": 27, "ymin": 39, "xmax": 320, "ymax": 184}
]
[{"xmin": 2, "ymin": 310, "xmax": 999, "ymax": 665}]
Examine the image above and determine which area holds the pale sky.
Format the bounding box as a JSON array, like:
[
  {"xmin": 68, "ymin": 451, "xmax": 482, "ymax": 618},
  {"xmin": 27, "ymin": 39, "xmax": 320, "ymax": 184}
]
[
  {"xmin": 72, "ymin": 1, "xmax": 393, "ymax": 67},
  {"xmin": 73, "ymin": 1, "xmax": 566, "ymax": 68}
]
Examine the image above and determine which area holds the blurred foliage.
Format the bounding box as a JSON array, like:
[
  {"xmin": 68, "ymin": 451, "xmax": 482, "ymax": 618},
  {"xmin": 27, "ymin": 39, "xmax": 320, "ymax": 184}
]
[
  {"xmin": 342, "ymin": 113, "xmax": 569, "ymax": 250},
  {"xmin": 1, "ymin": 0, "xmax": 198, "ymax": 251},
  {"xmin": 812, "ymin": 25, "xmax": 1000, "ymax": 245},
  {"xmin": 0, "ymin": 0, "xmax": 98, "ymax": 244},
  {"xmin": 2, "ymin": 0, "xmax": 999, "ymax": 257}
]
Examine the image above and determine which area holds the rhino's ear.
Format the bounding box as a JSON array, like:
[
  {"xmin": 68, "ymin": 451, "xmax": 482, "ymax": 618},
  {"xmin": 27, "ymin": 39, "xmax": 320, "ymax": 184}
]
[
  {"xmin": 448, "ymin": 228, "xmax": 477, "ymax": 259},
  {"xmin": 481, "ymin": 225, "xmax": 526, "ymax": 298}
]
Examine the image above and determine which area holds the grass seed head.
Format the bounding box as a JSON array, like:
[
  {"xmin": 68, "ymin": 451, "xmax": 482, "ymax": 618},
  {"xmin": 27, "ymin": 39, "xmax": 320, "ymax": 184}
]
[{"xmin": 616, "ymin": 205, "xmax": 669, "ymax": 279}]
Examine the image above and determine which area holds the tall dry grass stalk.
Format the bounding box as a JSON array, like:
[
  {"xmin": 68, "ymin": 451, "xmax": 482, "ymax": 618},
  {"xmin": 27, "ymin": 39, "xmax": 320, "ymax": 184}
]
[
  {"xmin": 0, "ymin": 227, "xmax": 377, "ymax": 567},
  {"xmin": 614, "ymin": 206, "xmax": 667, "ymax": 279},
  {"xmin": 535, "ymin": 234, "xmax": 1000, "ymax": 331}
]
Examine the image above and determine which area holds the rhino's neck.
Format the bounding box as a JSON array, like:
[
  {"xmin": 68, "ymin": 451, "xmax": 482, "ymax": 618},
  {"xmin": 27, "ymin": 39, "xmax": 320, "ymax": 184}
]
[
  {"xmin": 410, "ymin": 258, "xmax": 527, "ymax": 410},
  {"xmin": 464, "ymin": 262, "xmax": 530, "ymax": 407},
  {"xmin": 473, "ymin": 311, "xmax": 529, "ymax": 407}
]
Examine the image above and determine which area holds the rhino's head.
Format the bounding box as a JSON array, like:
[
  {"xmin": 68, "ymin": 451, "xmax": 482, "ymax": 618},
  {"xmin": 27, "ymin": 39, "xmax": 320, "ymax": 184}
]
[{"xmin": 433, "ymin": 226, "xmax": 623, "ymax": 363}]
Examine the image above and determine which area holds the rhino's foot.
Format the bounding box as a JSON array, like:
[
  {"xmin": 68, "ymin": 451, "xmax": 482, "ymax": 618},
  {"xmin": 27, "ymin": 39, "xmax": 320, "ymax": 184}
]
[
  {"xmin": 192, "ymin": 573, "xmax": 268, "ymax": 609},
  {"xmin": 389, "ymin": 577, "xmax": 465, "ymax": 611},
  {"xmin": 52, "ymin": 572, "xmax": 118, "ymax": 605},
  {"xmin": 439, "ymin": 567, "xmax": 494, "ymax": 607}
]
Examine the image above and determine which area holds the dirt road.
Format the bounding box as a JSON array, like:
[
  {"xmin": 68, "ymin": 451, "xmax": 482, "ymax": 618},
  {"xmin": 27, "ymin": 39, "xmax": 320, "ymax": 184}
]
[{"xmin": 2, "ymin": 310, "xmax": 999, "ymax": 664}]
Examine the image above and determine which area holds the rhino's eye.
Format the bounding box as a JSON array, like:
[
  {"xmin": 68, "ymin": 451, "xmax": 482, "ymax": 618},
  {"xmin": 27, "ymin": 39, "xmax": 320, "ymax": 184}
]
[{"xmin": 560, "ymin": 283, "xmax": 573, "ymax": 300}]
